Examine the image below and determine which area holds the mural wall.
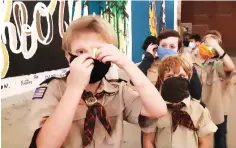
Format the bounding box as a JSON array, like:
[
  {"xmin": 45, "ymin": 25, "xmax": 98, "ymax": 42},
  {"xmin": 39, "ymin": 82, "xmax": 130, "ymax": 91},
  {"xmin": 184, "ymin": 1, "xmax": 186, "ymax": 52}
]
[
  {"xmin": 0, "ymin": 0, "xmax": 131, "ymax": 98},
  {"xmin": 1, "ymin": 0, "xmax": 175, "ymax": 99},
  {"xmin": 132, "ymin": 0, "xmax": 174, "ymax": 63}
]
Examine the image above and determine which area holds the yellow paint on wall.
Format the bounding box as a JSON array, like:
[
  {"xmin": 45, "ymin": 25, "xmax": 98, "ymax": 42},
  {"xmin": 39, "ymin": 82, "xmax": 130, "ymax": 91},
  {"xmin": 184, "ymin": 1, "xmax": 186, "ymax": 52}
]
[
  {"xmin": 47, "ymin": 0, "xmax": 57, "ymax": 15},
  {"xmin": 149, "ymin": 2, "xmax": 158, "ymax": 37},
  {"xmin": 1, "ymin": 42, "xmax": 9, "ymax": 78},
  {"xmin": 4, "ymin": 0, "xmax": 12, "ymax": 22}
]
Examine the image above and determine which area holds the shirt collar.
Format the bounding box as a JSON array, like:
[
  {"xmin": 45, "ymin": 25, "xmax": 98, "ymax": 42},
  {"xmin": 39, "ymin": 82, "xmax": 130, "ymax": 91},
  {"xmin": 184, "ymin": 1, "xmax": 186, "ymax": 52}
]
[
  {"xmin": 181, "ymin": 96, "xmax": 191, "ymax": 108},
  {"xmin": 96, "ymin": 78, "xmax": 119, "ymax": 94},
  {"xmin": 165, "ymin": 96, "xmax": 191, "ymax": 108}
]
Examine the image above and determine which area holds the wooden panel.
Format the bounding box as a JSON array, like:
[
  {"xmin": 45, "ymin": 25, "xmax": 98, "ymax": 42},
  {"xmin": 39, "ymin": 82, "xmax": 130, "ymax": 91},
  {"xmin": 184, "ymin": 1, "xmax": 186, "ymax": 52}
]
[{"xmin": 181, "ymin": 1, "xmax": 236, "ymax": 51}]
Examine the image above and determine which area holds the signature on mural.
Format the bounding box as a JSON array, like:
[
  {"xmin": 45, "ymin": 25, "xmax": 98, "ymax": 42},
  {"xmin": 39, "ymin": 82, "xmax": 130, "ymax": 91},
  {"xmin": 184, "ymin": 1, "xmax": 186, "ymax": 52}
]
[{"xmin": 0, "ymin": 0, "xmax": 129, "ymax": 78}]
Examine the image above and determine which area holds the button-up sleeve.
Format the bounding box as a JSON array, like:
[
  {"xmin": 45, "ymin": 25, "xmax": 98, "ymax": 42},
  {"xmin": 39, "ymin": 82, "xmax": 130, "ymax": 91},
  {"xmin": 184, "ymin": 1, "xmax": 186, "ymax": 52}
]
[
  {"xmin": 121, "ymin": 83, "xmax": 157, "ymax": 130},
  {"xmin": 197, "ymin": 108, "xmax": 218, "ymax": 137},
  {"xmin": 27, "ymin": 79, "xmax": 61, "ymax": 147}
]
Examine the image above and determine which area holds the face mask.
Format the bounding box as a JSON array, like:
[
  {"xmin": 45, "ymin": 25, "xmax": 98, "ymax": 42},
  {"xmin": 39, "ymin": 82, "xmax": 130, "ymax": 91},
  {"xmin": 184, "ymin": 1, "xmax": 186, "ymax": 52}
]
[
  {"xmin": 188, "ymin": 42, "xmax": 196, "ymax": 49},
  {"xmin": 198, "ymin": 45, "xmax": 216, "ymax": 60},
  {"xmin": 183, "ymin": 41, "xmax": 190, "ymax": 47},
  {"xmin": 161, "ymin": 77, "xmax": 190, "ymax": 103},
  {"xmin": 157, "ymin": 47, "xmax": 178, "ymax": 60},
  {"xmin": 69, "ymin": 53, "xmax": 111, "ymax": 84}
]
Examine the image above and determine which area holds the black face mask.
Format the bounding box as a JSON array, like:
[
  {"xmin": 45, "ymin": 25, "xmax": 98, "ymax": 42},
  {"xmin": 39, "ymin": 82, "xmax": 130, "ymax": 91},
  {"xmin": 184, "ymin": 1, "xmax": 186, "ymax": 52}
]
[
  {"xmin": 183, "ymin": 41, "xmax": 190, "ymax": 47},
  {"xmin": 161, "ymin": 77, "xmax": 190, "ymax": 103},
  {"xmin": 69, "ymin": 53, "xmax": 111, "ymax": 84}
]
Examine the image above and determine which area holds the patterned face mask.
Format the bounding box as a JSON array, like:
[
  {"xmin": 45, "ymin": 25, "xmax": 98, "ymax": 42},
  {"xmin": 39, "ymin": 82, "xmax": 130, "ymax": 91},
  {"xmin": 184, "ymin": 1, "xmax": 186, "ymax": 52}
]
[{"xmin": 198, "ymin": 45, "xmax": 216, "ymax": 60}]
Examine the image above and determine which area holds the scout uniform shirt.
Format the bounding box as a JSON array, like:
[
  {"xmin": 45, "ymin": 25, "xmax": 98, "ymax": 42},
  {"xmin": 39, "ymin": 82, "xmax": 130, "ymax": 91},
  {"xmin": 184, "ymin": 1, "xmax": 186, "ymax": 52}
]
[
  {"xmin": 147, "ymin": 59, "xmax": 159, "ymax": 85},
  {"xmin": 27, "ymin": 77, "xmax": 146, "ymax": 148},
  {"xmin": 142, "ymin": 97, "xmax": 217, "ymax": 148},
  {"xmin": 192, "ymin": 55, "xmax": 236, "ymax": 124}
]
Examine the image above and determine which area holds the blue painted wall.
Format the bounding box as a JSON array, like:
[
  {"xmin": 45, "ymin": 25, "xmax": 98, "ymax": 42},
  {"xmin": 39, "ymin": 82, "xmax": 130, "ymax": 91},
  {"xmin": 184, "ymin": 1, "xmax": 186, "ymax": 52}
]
[{"xmin": 131, "ymin": 1, "xmax": 175, "ymax": 63}]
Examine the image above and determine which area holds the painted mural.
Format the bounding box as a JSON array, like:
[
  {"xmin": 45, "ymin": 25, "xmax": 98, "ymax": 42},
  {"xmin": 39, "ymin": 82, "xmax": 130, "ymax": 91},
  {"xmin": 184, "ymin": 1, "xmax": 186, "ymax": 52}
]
[
  {"xmin": 131, "ymin": 0, "xmax": 174, "ymax": 63},
  {"xmin": 0, "ymin": 0, "xmax": 175, "ymax": 99},
  {"xmin": 0, "ymin": 0, "xmax": 130, "ymax": 79},
  {"xmin": 0, "ymin": 0, "xmax": 131, "ymax": 98},
  {"xmin": 149, "ymin": 0, "xmax": 158, "ymax": 37}
]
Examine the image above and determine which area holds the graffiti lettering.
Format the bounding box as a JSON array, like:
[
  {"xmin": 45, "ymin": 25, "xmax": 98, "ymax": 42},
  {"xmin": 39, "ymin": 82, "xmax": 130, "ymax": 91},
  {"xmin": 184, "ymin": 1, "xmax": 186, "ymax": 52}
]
[
  {"xmin": 45, "ymin": 74, "xmax": 57, "ymax": 79},
  {"xmin": 33, "ymin": 75, "xmax": 39, "ymax": 79},
  {"xmin": 0, "ymin": 0, "xmax": 77, "ymax": 78},
  {"xmin": 21, "ymin": 79, "xmax": 32, "ymax": 86},
  {"xmin": 0, "ymin": 0, "xmax": 130, "ymax": 79},
  {"xmin": 1, "ymin": 83, "xmax": 9, "ymax": 89},
  {"xmin": 1, "ymin": 1, "xmax": 65, "ymax": 59}
]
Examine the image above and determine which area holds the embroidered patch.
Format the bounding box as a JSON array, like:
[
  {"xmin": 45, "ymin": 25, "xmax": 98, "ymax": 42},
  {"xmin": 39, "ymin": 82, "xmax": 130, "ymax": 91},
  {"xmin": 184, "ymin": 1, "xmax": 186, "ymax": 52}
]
[{"xmin": 32, "ymin": 87, "xmax": 47, "ymax": 99}]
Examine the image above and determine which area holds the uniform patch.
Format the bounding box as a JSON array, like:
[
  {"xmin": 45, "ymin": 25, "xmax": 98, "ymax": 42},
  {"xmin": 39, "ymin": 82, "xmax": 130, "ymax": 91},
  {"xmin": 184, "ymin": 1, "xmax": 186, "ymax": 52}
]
[{"xmin": 33, "ymin": 87, "xmax": 47, "ymax": 99}]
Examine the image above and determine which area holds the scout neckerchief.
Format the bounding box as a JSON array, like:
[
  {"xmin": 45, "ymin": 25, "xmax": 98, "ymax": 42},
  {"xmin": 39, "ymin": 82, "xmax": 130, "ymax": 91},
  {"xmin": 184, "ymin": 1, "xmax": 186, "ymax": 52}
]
[
  {"xmin": 81, "ymin": 81, "xmax": 112, "ymax": 147},
  {"xmin": 167, "ymin": 102, "xmax": 198, "ymax": 132}
]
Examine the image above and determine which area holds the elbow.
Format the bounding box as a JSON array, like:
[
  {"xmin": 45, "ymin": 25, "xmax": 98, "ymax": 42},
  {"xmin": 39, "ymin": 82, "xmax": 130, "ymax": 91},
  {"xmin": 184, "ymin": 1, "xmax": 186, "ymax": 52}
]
[
  {"xmin": 224, "ymin": 63, "xmax": 235, "ymax": 72},
  {"xmin": 154, "ymin": 103, "xmax": 167, "ymax": 118},
  {"xmin": 229, "ymin": 65, "xmax": 235, "ymax": 71},
  {"xmin": 227, "ymin": 65, "xmax": 235, "ymax": 72},
  {"xmin": 159, "ymin": 104, "xmax": 168, "ymax": 118}
]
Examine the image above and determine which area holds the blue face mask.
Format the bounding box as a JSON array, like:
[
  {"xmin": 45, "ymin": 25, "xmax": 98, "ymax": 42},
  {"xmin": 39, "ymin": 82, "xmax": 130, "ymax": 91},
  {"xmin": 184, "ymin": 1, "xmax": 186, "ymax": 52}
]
[
  {"xmin": 188, "ymin": 42, "xmax": 196, "ymax": 49},
  {"xmin": 157, "ymin": 47, "xmax": 178, "ymax": 60}
]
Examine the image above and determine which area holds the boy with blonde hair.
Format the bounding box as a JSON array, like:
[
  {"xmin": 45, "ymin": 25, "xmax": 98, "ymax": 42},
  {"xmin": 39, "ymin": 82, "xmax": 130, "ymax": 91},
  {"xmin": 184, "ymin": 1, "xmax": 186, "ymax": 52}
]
[
  {"xmin": 27, "ymin": 15, "xmax": 167, "ymax": 148},
  {"xmin": 142, "ymin": 55, "xmax": 217, "ymax": 148},
  {"xmin": 192, "ymin": 30, "xmax": 235, "ymax": 148}
]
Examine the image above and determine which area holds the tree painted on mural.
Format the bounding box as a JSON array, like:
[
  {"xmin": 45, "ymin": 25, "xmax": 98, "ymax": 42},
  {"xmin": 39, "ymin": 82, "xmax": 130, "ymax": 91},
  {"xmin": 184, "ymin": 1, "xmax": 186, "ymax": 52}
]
[
  {"xmin": 101, "ymin": 1, "xmax": 129, "ymax": 54},
  {"xmin": 81, "ymin": 0, "xmax": 129, "ymax": 54}
]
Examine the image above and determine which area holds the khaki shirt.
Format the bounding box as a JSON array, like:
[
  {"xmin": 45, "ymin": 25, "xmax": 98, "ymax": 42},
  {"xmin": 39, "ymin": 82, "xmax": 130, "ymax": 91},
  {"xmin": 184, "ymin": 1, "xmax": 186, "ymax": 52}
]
[
  {"xmin": 142, "ymin": 97, "xmax": 217, "ymax": 148},
  {"xmin": 193, "ymin": 56, "xmax": 236, "ymax": 124},
  {"xmin": 27, "ymin": 78, "xmax": 144, "ymax": 148},
  {"xmin": 147, "ymin": 60, "xmax": 159, "ymax": 85}
]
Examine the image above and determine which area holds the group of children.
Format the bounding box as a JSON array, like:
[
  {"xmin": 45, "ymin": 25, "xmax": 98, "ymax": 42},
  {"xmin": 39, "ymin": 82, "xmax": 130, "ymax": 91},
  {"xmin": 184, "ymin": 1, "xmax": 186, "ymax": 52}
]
[{"xmin": 27, "ymin": 15, "xmax": 236, "ymax": 148}]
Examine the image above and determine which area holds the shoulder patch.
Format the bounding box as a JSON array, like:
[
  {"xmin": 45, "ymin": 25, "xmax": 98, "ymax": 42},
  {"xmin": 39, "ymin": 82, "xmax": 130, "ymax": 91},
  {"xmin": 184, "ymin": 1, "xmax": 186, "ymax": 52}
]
[
  {"xmin": 40, "ymin": 77, "xmax": 61, "ymax": 85},
  {"xmin": 200, "ymin": 101, "xmax": 206, "ymax": 108},
  {"xmin": 32, "ymin": 86, "xmax": 47, "ymax": 99}
]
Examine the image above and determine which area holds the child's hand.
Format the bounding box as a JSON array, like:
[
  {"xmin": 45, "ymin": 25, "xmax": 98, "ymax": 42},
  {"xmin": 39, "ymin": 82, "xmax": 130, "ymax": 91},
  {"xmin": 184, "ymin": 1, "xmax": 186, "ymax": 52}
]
[
  {"xmin": 204, "ymin": 35, "xmax": 221, "ymax": 50},
  {"xmin": 67, "ymin": 53, "xmax": 94, "ymax": 89},
  {"xmin": 146, "ymin": 43, "xmax": 158, "ymax": 58},
  {"xmin": 95, "ymin": 44, "xmax": 131, "ymax": 69}
]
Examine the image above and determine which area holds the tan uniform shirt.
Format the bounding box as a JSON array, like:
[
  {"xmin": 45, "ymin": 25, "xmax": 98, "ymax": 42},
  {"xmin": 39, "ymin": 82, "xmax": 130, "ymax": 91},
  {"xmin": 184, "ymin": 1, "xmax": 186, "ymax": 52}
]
[
  {"xmin": 27, "ymin": 78, "xmax": 144, "ymax": 148},
  {"xmin": 193, "ymin": 56, "xmax": 236, "ymax": 124},
  {"xmin": 147, "ymin": 59, "xmax": 159, "ymax": 85},
  {"xmin": 142, "ymin": 97, "xmax": 217, "ymax": 148}
]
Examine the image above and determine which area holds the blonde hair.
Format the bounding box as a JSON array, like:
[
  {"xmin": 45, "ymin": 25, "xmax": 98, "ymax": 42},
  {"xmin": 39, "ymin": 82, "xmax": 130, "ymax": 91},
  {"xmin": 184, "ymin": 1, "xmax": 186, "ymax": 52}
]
[
  {"xmin": 62, "ymin": 15, "xmax": 118, "ymax": 51},
  {"xmin": 205, "ymin": 30, "xmax": 222, "ymax": 40},
  {"xmin": 204, "ymin": 30, "xmax": 222, "ymax": 44},
  {"xmin": 158, "ymin": 55, "xmax": 192, "ymax": 81}
]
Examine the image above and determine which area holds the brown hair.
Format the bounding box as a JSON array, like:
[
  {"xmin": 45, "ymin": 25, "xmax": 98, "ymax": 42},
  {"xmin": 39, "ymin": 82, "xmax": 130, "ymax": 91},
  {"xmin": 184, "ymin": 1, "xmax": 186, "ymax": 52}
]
[
  {"xmin": 157, "ymin": 55, "xmax": 192, "ymax": 82},
  {"xmin": 62, "ymin": 15, "xmax": 118, "ymax": 51},
  {"xmin": 157, "ymin": 29, "xmax": 183, "ymax": 52}
]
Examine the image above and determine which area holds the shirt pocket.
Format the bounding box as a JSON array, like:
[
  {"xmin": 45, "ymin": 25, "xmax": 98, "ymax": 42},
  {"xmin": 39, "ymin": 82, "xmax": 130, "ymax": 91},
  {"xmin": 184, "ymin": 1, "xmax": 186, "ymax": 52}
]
[
  {"xmin": 205, "ymin": 70, "xmax": 221, "ymax": 86},
  {"xmin": 102, "ymin": 95, "xmax": 125, "ymax": 144}
]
